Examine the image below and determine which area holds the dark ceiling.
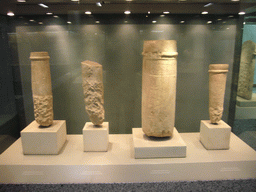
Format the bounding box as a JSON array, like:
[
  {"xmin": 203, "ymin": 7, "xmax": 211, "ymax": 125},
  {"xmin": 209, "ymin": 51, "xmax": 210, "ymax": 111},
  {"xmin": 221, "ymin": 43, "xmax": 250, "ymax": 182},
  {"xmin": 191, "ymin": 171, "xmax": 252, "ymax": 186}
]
[{"xmin": 0, "ymin": 0, "xmax": 256, "ymax": 16}]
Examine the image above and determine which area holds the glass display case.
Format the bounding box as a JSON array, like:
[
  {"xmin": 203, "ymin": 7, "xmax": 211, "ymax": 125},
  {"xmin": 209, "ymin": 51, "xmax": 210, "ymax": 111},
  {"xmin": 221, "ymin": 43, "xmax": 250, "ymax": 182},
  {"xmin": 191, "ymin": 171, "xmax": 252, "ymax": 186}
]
[{"xmin": 0, "ymin": 0, "xmax": 256, "ymax": 190}]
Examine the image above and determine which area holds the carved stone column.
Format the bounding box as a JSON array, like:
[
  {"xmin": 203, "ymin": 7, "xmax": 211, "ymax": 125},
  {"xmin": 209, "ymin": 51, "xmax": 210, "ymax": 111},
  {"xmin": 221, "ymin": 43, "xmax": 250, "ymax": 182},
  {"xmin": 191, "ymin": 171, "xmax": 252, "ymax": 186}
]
[
  {"xmin": 208, "ymin": 64, "xmax": 229, "ymax": 124},
  {"xmin": 237, "ymin": 40, "xmax": 256, "ymax": 100},
  {"xmin": 30, "ymin": 52, "xmax": 53, "ymax": 127},
  {"xmin": 142, "ymin": 40, "xmax": 178, "ymax": 137},
  {"xmin": 81, "ymin": 60, "xmax": 104, "ymax": 125}
]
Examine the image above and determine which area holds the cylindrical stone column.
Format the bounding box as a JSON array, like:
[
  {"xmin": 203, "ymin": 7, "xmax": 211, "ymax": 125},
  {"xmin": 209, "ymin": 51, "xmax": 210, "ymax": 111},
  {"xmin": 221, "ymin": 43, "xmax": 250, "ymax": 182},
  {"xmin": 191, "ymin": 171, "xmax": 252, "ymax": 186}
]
[
  {"xmin": 81, "ymin": 60, "xmax": 104, "ymax": 125},
  {"xmin": 208, "ymin": 64, "xmax": 229, "ymax": 124},
  {"xmin": 30, "ymin": 52, "xmax": 53, "ymax": 127},
  {"xmin": 237, "ymin": 40, "xmax": 256, "ymax": 100},
  {"xmin": 142, "ymin": 40, "xmax": 178, "ymax": 137}
]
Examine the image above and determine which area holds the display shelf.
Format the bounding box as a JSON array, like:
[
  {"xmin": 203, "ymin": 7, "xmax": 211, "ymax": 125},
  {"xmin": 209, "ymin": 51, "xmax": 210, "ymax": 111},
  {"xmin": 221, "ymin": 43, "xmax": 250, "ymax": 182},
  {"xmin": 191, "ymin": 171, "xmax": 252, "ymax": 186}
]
[{"xmin": 0, "ymin": 132, "xmax": 256, "ymax": 184}]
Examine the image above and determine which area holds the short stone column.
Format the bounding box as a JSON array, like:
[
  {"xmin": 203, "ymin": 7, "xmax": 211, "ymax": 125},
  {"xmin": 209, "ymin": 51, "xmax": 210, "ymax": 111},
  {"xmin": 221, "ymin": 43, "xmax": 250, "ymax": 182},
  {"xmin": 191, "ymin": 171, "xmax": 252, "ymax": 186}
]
[
  {"xmin": 30, "ymin": 52, "xmax": 53, "ymax": 127},
  {"xmin": 142, "ymin": 40, "xmax": 178, "ymax": 137},
  {"xmin": 208, "ymin": 64, "xmax": 229, "ymax": 124}
]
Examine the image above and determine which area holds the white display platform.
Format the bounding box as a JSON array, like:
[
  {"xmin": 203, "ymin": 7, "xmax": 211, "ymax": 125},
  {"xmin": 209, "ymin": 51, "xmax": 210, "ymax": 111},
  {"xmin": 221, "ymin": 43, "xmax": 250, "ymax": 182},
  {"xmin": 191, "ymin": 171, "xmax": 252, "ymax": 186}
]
[
  {"xmin": 200, "ymin": 120, "xmax": 231, "ymax": 150},
  {"xmin": 0, "ymin": 133, "xmax": 256, "ymax": 184},
  {"xmin": 20, "ymin": 120, "xmax": 67, "ymax": 155},
  {"xmin": 132, "ymin": 128, "xmax": 186, "ymax": 158},
  {"xmin": 237, "ymin": 94, "xmax": 256, "ymax": 107},
  {"xmin": 83, "ymin": 122, "xmax": 109, "ymax": 152},
  {"xmin": 235, "ymin": 105, "xmax": 256, "ymax": 119}
]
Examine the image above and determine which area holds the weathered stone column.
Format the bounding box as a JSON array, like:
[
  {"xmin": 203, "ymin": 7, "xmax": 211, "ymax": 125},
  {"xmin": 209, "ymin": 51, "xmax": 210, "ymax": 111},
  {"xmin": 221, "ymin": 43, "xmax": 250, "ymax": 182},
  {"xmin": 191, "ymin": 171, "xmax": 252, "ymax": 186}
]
[
  {"xmin": 30, "ymin": 52, "xmax": 53, "ymax": 127},
  {"xmin": 142, "ymin": 40, "xmax": 178, "ymax": 137},
  {"xmin": 81, "ymin": 60, "xmax": 104, "ymax": 125},
  {"xmin": 208, "ymin": 64, "xmax": 229, "ymax": 124},
  {"xmin": 237, "ymin": 40, "xmax": 256, "ymax": 100}
]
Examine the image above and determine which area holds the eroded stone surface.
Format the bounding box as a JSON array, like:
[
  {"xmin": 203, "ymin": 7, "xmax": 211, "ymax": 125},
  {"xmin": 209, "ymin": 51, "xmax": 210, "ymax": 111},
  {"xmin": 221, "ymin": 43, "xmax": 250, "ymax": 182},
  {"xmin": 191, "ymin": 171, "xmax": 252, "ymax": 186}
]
[
  {"xmin": 208, "ymin": 64, "xmax": 229, "ymax": 124},
  {"xmin": 142, "ymin": 40, "xmax": 178, "ymax": 137},
  {"xmin": 237, "ymin": 40, "xmax": 256, "ymax": 100},
  {"xmin": 30, "ymin": 52, "xmax": 53, "ymax": 127},
  {"xmin": 81, "ymin": 60, "xmax": 104, "ymax": 125},
  {"xmin": 33, "ymin": 95, "xmax": 53, "ymax": 126}
]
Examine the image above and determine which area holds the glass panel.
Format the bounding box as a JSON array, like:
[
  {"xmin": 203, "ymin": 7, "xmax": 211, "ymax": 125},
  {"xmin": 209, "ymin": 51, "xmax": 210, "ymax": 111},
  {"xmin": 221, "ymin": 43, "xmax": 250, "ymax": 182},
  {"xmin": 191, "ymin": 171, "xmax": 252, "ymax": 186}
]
[{"xmin": 11, "ymin": 14, "xmax": 237, "ymax": 134}]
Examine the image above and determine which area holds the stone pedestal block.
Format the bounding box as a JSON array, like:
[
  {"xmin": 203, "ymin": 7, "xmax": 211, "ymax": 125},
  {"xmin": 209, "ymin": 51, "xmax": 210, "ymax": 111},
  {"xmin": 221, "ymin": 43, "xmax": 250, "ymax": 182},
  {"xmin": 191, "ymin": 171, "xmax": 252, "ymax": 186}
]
[
  {"xmin": 200, "ymin": 120, "xmax": 231, "ymax": 150},
  {"xmin": 83, "ymin": 122, "xmax": 109, "ymax": 152},
  {"xmin": 21, "ymin": 120, "xmax": 67, "ymax": 155},
  {"xmin": 132, "ymin": 128, "xmax": 186, "ymax": 159}
]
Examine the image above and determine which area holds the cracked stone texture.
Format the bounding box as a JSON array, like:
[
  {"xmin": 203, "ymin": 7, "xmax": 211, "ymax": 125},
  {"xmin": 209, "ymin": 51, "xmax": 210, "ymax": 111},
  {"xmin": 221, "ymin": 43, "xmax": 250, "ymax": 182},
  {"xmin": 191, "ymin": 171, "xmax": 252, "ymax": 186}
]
[
  {"xmin": 30, "ymin": 52, "xmax": 53, "ymax": 127},
  {"xmin": 142, "ymin": 40, "xmax": 178, "ymax": 137},
  {"xmin": 237, "ymin": 40, "xmax": 256, "ymax": 100},
  {"xmin": 208, "ymin": 64, "xmax": 229, "ymax": 124},
  {"xmin": 81, "ymin": 60, "xmax": 104, "ymax": 125},
  {"xmin": 33, "ymin": 95, "xmax": 53, "ymax": 126}
]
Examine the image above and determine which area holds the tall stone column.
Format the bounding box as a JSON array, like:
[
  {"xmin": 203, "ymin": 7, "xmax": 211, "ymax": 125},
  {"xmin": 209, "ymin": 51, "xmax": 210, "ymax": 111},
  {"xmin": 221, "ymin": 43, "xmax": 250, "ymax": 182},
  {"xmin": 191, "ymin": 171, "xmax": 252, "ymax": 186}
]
[
  {"xmin": 30, "ymin": 52, "xmax": 53, "ymax": 127},
  {"xmin": 81, "ymin": 60, "xmax": 104, "ymax": 125},
  {"xmin": 208, "ymin": 64, "xmax": 229, "ymax": 124},
  {"xmin": 142, "ymin": 40, "xmax": 178, "ymax": 137},
  {"xmin": 237, "ymin": 40, "xmax": 256, "ymax": 100}
]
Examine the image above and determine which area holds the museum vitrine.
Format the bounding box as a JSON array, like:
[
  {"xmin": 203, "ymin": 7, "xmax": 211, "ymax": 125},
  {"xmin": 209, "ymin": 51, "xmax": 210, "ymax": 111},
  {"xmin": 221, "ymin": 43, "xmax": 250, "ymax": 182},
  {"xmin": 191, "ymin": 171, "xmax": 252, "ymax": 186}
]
[{"xmin": 0, "ymin": 0, "xmax": 256, "ymax": 184}]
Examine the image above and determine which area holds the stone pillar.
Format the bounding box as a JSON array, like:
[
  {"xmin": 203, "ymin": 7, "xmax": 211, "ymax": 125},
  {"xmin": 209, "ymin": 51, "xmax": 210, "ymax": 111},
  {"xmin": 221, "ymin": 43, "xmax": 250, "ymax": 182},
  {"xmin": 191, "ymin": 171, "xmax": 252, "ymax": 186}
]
[
  {"xmin": 237, "ymin": 40, "xmax": 256, "ymax": 100},
  {"xmin": 142, "ymin": 40, "xmax": 178, "ymax": 137},
  {"xmin": 81, "ymin": 60, "xmax": 104, "ymax": 125},
  {"xmin": 30, "ymin": 52, "xmax": 53, "ymax": 127},
  {"xmin": 208, "ymin": 64, "xmax": 229, "ymax": 124}
]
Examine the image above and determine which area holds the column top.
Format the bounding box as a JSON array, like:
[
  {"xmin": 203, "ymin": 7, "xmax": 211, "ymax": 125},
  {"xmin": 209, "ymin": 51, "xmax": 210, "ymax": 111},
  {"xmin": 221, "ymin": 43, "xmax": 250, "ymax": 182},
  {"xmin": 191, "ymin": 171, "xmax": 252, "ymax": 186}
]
[{"xmin": 30, "ymin": 52, "xmax": 50, "ymax": 60}]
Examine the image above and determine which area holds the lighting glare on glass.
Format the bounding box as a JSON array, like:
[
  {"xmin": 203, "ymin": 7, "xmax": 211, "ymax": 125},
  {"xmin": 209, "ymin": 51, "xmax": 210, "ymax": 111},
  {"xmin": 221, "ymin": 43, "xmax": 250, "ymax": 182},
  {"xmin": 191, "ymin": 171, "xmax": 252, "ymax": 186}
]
[
  {"xmin": 207, "ymin": 21, "xmax": 212, "ymax": 24},
  {"xmin": 96, "ymin": 2, "xmax": 102, "ymax": 7},
  {"xmin": 148, "ymin": 11, "xmax": 150, "ymax": 14},
  {"xmin": 71, "ymin": 0, "xmax": 80, "ymax": 1},
  {"xmin": 17, "ymin": 0, "xmax": 26, "ymax": 2},
  {"xmin": 204, "ymin": 3, "xmax": 213, "ymax": 7},
  {"xmin": 160, "ymin": 15, "xmax": 165, "ymax": 17},
  {"xmin": 217, "ymin": 18, "xmax": 222, "ymax": 21},
  {"xmin": 180, "ymin": 21, "xmax": 185, "ymax": 23},
  {"xmin": 85, "ymin": 11, "xmax": 92, "ymax": 14},
  {"xmin": 152, "ymin": 20, "xmax": 157, "ymax": 23},
  {"xmin": 29, "ymin": 19, "xmax": 35, "ymax": 22},
  {"xmin": 38, "ymin": 22, "xmax": 43, "ymax": 25},
  {"xmin": 124, "ymin": 11, "xmax": 131, "ymax": 14},
  {"xmin": 228, "ymin": 15, "xmax": 234, "ymax": 18},
  {"xmin": 46, "ymin": 12, "xmax": 53, "ymax": 15},
  {"xmin": 38, "ymin": 3, "xmax": 49, "ymax": 8},
  {"xmin": 96, "ymin": 21, "xmax": 100, "ymax": 23},
  {"xmin": 163, "ymin": 11, "xmax": 170, "ymax": 14},
  {"xmin": 201, "ymin": 11, "xmax": 208, "ymax": 15},
  {"xmin": 53, "ymin": 15, "xmax": 59, "ymax": 18},
  {"xmin": 7, "ymin": 12, "xmax": 15, "ymax": 16},
  {"xmin": 124, "ymin": 20, "xmax": 128, "ymax": 23},
  {"xmin": 238, "ymin": 12, "xmax": 245, "ymax": 15},
  {"xmin": 231, "ymin": 0, "xmax": 240, "ymax": 1},
  {"xmin": 243, "ymin": 22, "xmax": 246, "ymax": 25},
  {"xmin": 67, "ymin": 21, "xmax": 72, "ymax": 24}
]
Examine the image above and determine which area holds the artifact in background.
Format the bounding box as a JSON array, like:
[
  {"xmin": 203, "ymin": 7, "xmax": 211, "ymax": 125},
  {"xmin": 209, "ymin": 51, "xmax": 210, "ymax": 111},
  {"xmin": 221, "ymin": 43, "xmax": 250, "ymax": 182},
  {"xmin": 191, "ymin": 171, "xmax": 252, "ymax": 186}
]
[
  {"xmin": 142, "ymin": 40, "xmax": 178, "ymax": 137},
  {"xmin": 208, "ymin": 64, "xmax": 229, "ymax": 124},
  {"xmin": 237, "ymin": 40, "xmax": 256, "ymax": 100},
  {"xmin": 81, "ymin": 60, "xmax": 105, "ymax": 125},
  {"xmin": 30, "ymin": 52, "xmax": 53, "ymax": 127}
]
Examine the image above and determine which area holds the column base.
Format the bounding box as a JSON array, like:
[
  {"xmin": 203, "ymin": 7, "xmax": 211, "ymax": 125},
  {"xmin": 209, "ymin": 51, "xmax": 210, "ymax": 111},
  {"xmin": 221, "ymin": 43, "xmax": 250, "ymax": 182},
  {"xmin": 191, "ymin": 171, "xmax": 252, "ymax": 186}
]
[
  {"xmin": 132, "ymin": 128, "xmax": 187, "ymax": 159},
  {"xmin": 200, "ymin": 120, "xmax": 231, "ymax": 150},
  {"xmin": 21, "ymin": 120, "xmax": 67, "ymax": 155},
  {"xmin": 83, "ymin": 122, "xmax": 109, "ymax": 152}
]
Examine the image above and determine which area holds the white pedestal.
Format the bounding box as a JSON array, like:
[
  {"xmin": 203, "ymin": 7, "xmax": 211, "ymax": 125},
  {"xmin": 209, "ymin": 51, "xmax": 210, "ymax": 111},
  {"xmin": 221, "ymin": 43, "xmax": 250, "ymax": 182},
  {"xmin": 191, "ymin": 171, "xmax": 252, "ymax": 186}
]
[
  {"xmin": 1, "ymin": 133, "xmax": 256, "ymax": 183},
  {"xmin": 200, "ymin": 120, "xmax": 231, "ymax": 150},
  {"xmin": 237, "ymin": 93, "xmax": 256, "ymax": 107},
  {"xmin": 132, "ymin": 128, "xmax": 187, "ymax": 159},
  {"xmin": 20, "ymin": 120, "xmax": 67, "ymax": 155},
  {"xmin": 83, "ymin": 122, "xmax": 109, "ymax": 152}
]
